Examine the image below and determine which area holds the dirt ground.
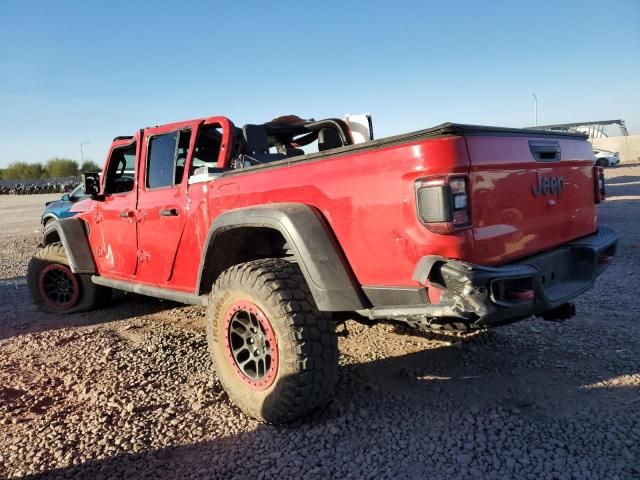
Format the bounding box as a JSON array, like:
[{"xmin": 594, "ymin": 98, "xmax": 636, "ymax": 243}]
[
  {"xmin": 1, "ymin": 167, "xmax": 639, "ymax": 479},
  {"xmin": 0, "ymin": 194, "xmax": 60, "ymax": 238}
]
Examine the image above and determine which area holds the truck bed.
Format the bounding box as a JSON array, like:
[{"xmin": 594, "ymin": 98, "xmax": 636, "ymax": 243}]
[
  {"xmin": 220, "ymin": 123, "xmax": 588, "ymax": 177},
  {"xmin": 208, "ymin": 121, "xmax": 597, "ymax": 287}
]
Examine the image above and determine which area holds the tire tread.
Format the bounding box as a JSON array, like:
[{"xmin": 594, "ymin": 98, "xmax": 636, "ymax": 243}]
[
  {"xmin": 27, "ymin": 242, "xmax": 109, "ymax": 314},
  {"xmin": 207, "ymin": 258, "xmax": 338, "ymax": 423}
]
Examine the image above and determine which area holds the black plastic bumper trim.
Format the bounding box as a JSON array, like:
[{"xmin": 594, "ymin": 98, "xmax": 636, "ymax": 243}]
[
  {"xmin": 406, "ymin": 227, "xmax": 619, "ymax": 326},
  {"xmin": 362, "ymin": 286, "xmax": 429, "ymax": 307}
]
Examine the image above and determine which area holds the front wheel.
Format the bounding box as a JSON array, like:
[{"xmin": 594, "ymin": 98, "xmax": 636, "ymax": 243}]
[
  {"xmin": 27, "ymin": 242, "xmax": 111, "ymax": 314},
  {"xmin": 206, "ymin": 258, "xmax": 338, "ymax": 423}
]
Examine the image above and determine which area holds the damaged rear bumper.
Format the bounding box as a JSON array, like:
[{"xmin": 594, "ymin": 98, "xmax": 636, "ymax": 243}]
[{"xmin": 364, "ymin": 227, "xmax": 618, "ymax": 327}]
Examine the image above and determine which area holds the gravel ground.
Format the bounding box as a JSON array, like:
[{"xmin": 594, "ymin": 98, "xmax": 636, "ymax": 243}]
[{"xmin": 1, "ymin": 166, "xmax": 639, "ymax": 479}]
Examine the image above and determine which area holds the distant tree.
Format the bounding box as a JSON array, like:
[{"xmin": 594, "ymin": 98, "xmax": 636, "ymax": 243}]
[
  {"xmin": 2, "ymin": 162, "xmax": 45, "ymax": 180},
  {"xmin": 80, "ymin": 160, "xmax": 101, "ymax": 173},
  {"xmin": 46, "ymin": 157, "xmax": 79, "ymax": 178},
  {"xmin": 0, "ymin": 168, "xmax": 4, "ymax": 180}
]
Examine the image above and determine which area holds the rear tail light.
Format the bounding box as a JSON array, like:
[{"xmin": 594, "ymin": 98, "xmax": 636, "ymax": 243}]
[
  {"xmin": 593, "ymin": 166, "xmax": 605, "ymax": 203},
  {"xmin": 415, "ymin": 175, "xmax": 471, "ymax": 234}
]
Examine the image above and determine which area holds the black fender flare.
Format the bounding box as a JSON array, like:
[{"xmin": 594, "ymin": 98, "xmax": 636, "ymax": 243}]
[
  {"xmin": 43, "ymin": 218, "xmax": 96, "ymax": 274},
  {"xmin": 42, "ymin": 213, "xmax": 59, "ymax": 225},
  {"xmin": 196, "ymin": 203, "xmax": 366, "ymax": 311}
]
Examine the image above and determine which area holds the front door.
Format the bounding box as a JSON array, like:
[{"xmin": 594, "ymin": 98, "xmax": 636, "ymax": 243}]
[
  {"xmin": 95, "ymin": 139, "xmax": 139, "ymax": 277},
  {"xmin": 135, "ymin": 122, "xmax": 197, "ymax": 287}
]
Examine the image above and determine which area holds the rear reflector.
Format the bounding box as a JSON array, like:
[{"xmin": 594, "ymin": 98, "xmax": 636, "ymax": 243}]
[
  {"xmin": 506, "ymin": 289, "xmax": 535, "ymax": 302},
  {"xmin": 593, "ymin": 166, "xmax": 605, "ymax": 203},
  {"xmin": 453, "ymin": 210, "xmax": 469, "ymax": 226},
  {"xmin": 491, "ymin": 277, "xmax": 535, "ymax": 305}
]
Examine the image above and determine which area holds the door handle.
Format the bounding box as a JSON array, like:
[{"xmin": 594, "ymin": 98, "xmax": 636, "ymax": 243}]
[
  {"xmin": 119, "ymin": 210, "xmax": 133, "ymax": 218},
  {"xmin": 159, "ymin": 208, "xmax": 179, "ymax": 217},
  {"xmin": 529, "ymin": 140, "xmax": 560, "ymax": 162}
]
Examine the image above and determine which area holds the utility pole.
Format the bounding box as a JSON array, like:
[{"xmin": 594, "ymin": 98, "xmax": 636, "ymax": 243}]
[
  {"xmin": 532, "ymin": 94, "xmax": 538, "ymax": 127},
  {"xmin": 80, "ymin": 141, "xmax": 91, "ymax": 164}
]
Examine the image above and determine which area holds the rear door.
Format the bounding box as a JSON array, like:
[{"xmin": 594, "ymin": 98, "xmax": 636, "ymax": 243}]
[
  {"xmin": 136, "ymin": 121, "xmax": 198, "ymax": 287},
  {"xmin": 466, "ymin": 133, "xmax": 597, "ymax": 264}
]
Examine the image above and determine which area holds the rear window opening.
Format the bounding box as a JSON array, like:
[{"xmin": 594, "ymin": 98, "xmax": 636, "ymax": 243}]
[{"xmin": 190, "ymin": 125, "xmax": 224, "ymax": 176}]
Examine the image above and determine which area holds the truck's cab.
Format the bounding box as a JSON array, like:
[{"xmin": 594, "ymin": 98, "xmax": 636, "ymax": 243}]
[{"xmin": 80, "ymin": 116, "xmax": 360, "ymax": 292}]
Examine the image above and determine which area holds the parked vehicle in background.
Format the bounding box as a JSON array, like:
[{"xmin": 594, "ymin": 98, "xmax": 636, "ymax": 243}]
[
  {"xmin": 41, "ymin": 184, "xmax": 89, "ymax": 225},
  {"xmin": 28, "ymin": 115, "xmax": 618, "ymax": 423},
  {"xmin": 0, "ymin": 179, "xmax": 80, "ymax": 195},
  {"xmin": 593, "ymin": 149, "xmax": 620, "ymax": 167}
]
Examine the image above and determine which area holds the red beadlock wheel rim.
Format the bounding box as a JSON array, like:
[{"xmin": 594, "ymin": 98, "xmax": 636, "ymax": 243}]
[
  {"xmin": 223, "ymin": 301, "xmax": 278, "ymax": 390},
  {"xmin": 39, "ymin": 264, "xmax": 79, "ymax": 310}
]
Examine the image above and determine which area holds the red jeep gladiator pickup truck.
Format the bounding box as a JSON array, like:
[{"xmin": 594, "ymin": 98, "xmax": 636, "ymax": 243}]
[{"xmin": 28, "ymin": 115, "xmax": 618, "ymax": 422}]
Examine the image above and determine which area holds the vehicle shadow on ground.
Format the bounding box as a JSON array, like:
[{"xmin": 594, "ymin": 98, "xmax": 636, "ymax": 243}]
[
  {"xmin": 606, "ymin": 174, "xmax": 640, "ymax": 185},
  {"xmin": 0, "ymin": 278, "xmax": 176, "ymax": 342},
  {"xmin": 603, "ymin": 171, "xmax": 640, "ymax": 200},
  {"xmin": 606, "ymin": 183, "xmax": 640, "ymax": 198},
  {"xmin": 15, "ymin": 323, "xmax": 640, "ymax": 480}
]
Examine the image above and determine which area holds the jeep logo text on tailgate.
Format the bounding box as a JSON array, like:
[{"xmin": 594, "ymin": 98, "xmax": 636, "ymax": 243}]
[{"xmin": 532, "ymin": 172, "xmax": 565, "ymax": 197}]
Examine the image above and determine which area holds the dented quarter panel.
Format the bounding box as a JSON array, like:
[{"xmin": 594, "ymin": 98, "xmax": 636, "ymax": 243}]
[{"xmin": 207, "ymin": 135, "xmax": 473, "ymax": 287}]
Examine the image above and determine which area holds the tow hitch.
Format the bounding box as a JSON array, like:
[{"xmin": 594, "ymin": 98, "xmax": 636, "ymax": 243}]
[{"xmin": 540, "ymin": 302, "xmax": 576, "ymax": 322}]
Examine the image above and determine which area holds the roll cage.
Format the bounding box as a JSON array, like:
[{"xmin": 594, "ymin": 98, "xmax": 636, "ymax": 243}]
[
  {"xmin": 106, "ymin": 116, "xmax": 356, "ymax": 183},
  {"xmin": 231, "ymin": 117, "xmax": 355, "ymax": 167}
]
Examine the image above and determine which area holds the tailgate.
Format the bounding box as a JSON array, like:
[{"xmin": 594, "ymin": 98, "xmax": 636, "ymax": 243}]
[{"xmin": 466, "ymin": 133, "xmax": 597, "ymax": 264}]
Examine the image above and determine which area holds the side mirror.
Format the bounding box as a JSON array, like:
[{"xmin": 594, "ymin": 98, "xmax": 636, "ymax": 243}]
[
  {"xmin": 61, "ymin": 194, "xmax": 70, "ymax": 202},
  {"xmin": 83, "ymin": 172, "xmax": 103, "ymax": 200}
]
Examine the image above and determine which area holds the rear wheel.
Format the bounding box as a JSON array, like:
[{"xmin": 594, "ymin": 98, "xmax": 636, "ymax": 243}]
[
  {"xmin": 206, "ymin": 258, "xmax": 338, "ymax": 423},
  {"xmin": 27, "ymin": 242, "xmax": 110, "ymax": 314}
]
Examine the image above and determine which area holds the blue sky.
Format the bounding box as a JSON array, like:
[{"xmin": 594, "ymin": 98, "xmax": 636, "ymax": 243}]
[{"xmin": 1, "ymin": 0, "xmax": 638, "ymax": 167}]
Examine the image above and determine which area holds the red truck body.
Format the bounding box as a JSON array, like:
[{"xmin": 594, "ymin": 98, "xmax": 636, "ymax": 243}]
[
  {"xmin": 77, "ymin": 119, "xmax": 601, "ymax": 305},
  {"xmin": 31, "ymin": 115, "xmax": 617, "ymax": 422}
]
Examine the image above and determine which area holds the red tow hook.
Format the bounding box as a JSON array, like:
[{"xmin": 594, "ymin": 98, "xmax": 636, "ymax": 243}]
[{"xmin": 506, "ymin": 289, "xmax": 535, "ymax": 302}]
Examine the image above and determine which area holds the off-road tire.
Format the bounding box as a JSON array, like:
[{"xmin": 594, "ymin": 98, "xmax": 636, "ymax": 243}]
[
  {"xmin": 27, "ymin": 242, "xmax": 110, "ymax": 314},
  {"xmin": 206, "ymin": 258, "xmax": 338, "ymax": 423}
]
